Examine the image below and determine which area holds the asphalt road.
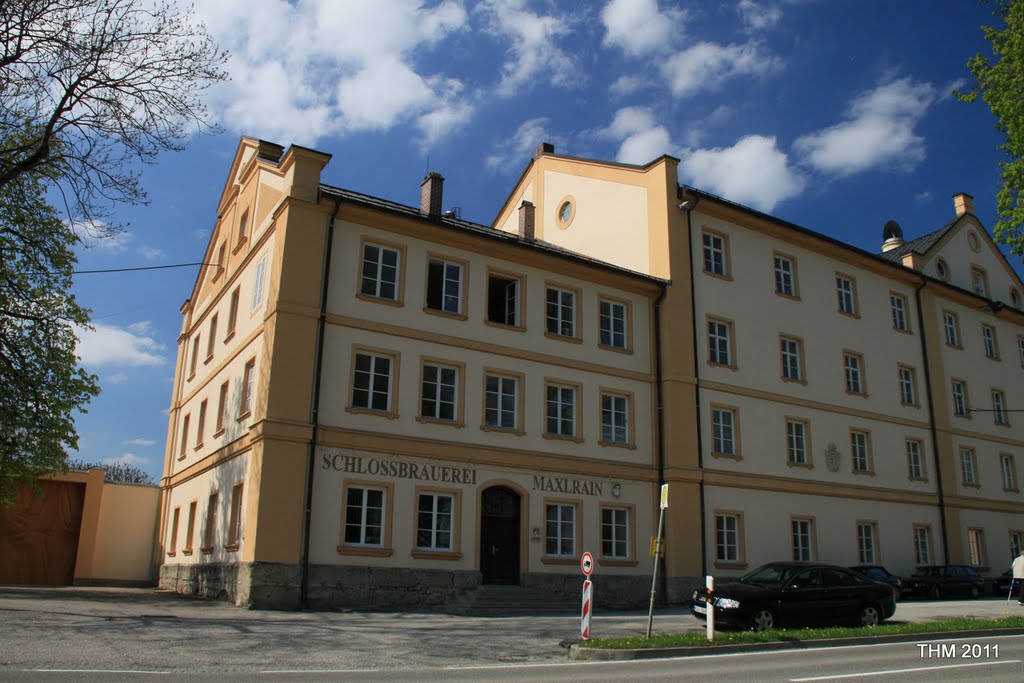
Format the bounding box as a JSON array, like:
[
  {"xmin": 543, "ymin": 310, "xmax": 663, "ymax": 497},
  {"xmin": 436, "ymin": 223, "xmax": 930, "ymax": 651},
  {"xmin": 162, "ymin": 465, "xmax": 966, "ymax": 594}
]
[{"xmin": 0, "ymin": 586, "xmax": 1022, "ymax": 680}]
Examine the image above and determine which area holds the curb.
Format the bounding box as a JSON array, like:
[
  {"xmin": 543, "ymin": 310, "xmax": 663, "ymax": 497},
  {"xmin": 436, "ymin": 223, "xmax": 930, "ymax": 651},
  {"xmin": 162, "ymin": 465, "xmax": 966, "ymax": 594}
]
[{"xmin": 568, "ymin": 627, "xmax": 1024, "ymax": 661}]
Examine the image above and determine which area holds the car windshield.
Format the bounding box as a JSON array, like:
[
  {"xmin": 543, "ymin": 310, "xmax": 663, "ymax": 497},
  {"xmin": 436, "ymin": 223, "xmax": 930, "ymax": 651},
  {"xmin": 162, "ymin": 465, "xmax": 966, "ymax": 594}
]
[
  {"xmin": 913, "ymin": 567, "xmax": 940, "ymax": 577},
  {"xmin": 741, "ymin": 565, "xmax": 789, "ymax": 586}
]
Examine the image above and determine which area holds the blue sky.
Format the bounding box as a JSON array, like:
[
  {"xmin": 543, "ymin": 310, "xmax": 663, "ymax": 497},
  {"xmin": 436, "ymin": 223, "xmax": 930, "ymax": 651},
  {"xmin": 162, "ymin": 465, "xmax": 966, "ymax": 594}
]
[{"xmin": 69, "ymin": 0, "xmax": 1023, "ymax": 481}]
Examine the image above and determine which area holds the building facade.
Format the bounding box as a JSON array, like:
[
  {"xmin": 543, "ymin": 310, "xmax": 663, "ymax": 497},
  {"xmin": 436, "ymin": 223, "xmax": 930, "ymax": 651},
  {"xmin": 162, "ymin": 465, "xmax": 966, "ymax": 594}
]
[{"xmin": 159, "ymin": 138, "xmax": 1024, "ymax": 609}]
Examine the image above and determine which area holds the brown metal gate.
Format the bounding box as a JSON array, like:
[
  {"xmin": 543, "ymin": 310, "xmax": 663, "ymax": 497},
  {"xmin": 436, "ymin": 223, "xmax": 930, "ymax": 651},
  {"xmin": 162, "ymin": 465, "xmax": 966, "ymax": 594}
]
[{"xmin": 0, "ymin": 480, "xmax": 85, "ymax": 585}]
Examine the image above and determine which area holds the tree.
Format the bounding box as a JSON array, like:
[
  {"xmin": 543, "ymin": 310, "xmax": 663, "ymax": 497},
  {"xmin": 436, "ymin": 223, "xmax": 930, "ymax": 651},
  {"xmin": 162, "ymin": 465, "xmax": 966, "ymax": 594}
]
[
  {"xmin": 66, "ymin": 459, "xmax": 154, "ymax": 484},
  {"xmin": 957, "ymin": 0, "xmax": 1024, "ymax": 256},
  {"xmin": 0, "ymin": 0, "xmax": 226, "ymax": 505}
]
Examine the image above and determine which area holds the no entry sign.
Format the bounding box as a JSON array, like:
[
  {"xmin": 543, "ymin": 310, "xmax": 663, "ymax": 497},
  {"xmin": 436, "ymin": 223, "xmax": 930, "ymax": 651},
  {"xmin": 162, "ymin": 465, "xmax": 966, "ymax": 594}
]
[{"xmin": 581, "ymin": 551, "xmax": 594, "ymax": 577}]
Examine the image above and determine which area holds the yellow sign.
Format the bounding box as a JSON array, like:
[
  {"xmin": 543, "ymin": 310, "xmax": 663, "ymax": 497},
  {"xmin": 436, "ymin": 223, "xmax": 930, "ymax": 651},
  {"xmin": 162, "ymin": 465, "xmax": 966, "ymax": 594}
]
[
  {"xmin": 649, "ymin": 537, "xmax": 665, "ymax": 558},
  {"xmin": 660, "ymin": 483, "xmax": 669, "ymax": 509}
]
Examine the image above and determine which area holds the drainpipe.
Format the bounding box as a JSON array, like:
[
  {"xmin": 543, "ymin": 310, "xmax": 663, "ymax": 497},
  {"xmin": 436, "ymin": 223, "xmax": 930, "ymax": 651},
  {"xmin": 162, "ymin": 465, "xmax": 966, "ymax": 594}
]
[
  {"xmin": 653, "ymin": 281, "xmax": 667, "ymax": 602},
  {"xmin": 914, "ymin": 279, "xmax": 950, "ymax": 564},
  {"xmin": 299, "ymin": 193, "xmax": 342, "ymax": 608}
]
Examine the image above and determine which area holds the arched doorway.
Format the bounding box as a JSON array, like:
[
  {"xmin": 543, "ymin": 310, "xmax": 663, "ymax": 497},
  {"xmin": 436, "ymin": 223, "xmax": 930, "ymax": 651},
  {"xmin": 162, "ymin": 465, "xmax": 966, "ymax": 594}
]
[{"xmin": 479, "ymin": 486, "xmax": 520, "ymax": 584}]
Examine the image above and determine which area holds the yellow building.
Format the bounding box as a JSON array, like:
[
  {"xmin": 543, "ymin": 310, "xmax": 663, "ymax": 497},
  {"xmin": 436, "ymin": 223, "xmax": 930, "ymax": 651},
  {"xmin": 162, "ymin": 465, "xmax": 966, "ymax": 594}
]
[{"xmin": 160, "ymin": 138, "xmax": 1024, "ymax": 608}]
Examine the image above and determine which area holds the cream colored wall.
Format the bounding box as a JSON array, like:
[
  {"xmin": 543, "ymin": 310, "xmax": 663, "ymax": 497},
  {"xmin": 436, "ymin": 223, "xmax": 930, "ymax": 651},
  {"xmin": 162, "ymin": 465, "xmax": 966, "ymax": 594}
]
[
  {"xmin": 495, "ymin": 180, "xmax": 534, "ymax": 235},
  {"xmin": 90, "ymin": 483, "xmax": 160, "ymax": 581},
  {"xmin": 704, "ymin": 485, "xmax": 944, "ymax": 579},
  {"xmin": 926, "ymin": 219, "xmax": 1023, "ymax": 304},
  {"xmin": 956, "ymin": 507, "xmax": 1024, "ymax": 570}
]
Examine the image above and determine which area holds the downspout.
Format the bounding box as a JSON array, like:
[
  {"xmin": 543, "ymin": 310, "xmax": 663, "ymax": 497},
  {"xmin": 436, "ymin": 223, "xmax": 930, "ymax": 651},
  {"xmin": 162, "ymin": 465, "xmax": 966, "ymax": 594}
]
[
  {"xmin": 653, "ymin": 281, "xmax": 667, "ymax": 602},
  {"xmin": 299, "ymin": 193, "xmax": 342, "ymax": 608},
  {"xmin": 914, "ymin": 279, "xmax": 950, "ymax": 564}
]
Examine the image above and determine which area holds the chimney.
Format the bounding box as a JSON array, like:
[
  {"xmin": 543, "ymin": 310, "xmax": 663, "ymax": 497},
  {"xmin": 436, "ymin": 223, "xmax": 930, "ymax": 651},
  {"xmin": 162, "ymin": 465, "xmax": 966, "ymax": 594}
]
[
  {"xmin": 533, "ymin": 142, "xmax": 554, "ymax": 160},
  {"xmin": 518, "ymin": 200, "xmax": 536, "ymax": 241},
  {"xmin": 420, "ymin": 171, "xmax": 444, "ymax": 218},
  {"xmin": 953, "ymin": 192, "xmax": 974, "ymax": 217}
]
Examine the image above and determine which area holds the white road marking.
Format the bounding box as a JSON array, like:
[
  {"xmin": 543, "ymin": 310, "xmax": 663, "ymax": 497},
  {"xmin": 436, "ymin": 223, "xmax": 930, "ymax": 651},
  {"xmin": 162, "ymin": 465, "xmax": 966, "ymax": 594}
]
[
  {"xmin": 33, "ymin": 670, "xmax": 169, "ymax": 675},
  {"xmin": 790, "ymin": 659, "xmax": 1022, "ymax": 681}
]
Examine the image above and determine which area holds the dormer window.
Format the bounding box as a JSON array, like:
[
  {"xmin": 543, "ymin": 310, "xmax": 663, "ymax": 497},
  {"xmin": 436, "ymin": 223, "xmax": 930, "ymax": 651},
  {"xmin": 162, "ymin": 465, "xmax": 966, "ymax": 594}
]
[{"xmin": 971, "ymin": 266, "xmax": 989, "ymax": 298}]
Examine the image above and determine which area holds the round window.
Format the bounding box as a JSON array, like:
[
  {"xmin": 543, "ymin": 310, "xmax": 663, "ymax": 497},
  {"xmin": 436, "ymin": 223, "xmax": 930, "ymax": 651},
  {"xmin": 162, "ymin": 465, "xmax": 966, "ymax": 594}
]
[
  {"xmin": 1012, "ymin": 288, "xmax": 1021, "ymax": 308},
  {"xmin": 967, "ymin": 231, "xmax": 980, "ymax": 252},
  {"xmin": 936, "ymin": 259, "xmax": 949, "ymax": 281},
  {"xmin": 555, "ymin": 195, "xmax": 576, "ymax": 229}
]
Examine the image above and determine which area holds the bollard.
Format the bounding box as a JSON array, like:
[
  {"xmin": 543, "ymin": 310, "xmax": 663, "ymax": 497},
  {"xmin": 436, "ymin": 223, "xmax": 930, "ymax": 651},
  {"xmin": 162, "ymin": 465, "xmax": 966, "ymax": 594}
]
[
  {"xmin": 706, "ymin": 575, "xmax": 715, "ymax": 641},
  {"xmin": 581, "ymin": 579, "xmax": 593, "ymax": 640}
]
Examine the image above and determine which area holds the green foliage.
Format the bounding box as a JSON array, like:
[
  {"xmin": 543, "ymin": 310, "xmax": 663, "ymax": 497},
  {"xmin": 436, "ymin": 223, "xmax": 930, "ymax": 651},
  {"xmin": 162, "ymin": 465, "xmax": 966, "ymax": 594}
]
[
  {"xmin": 957, "ymin": 0, "xmax": 1024, "ymax": 256},
  {"xmin": 65, "ymin": 459, "xmax": 153, "ymax": 484}
]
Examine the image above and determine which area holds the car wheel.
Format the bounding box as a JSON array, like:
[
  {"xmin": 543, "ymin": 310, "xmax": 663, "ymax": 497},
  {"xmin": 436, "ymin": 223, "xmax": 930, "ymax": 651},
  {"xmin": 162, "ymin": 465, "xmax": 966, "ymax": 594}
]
[
  {"xmin": 750, "ymin": 608, "xmax": 776, "ymax": 631},
  {"xmin": 968, "ymin": 585, "xmax": 980, "ymax": 599},
  {"xmin": 858, "ymin": 604, "xmax": 881, "ymax": 628},
  {"xmin": 930, "ymin": 585, "xmax": 941, "ymax": 600}
]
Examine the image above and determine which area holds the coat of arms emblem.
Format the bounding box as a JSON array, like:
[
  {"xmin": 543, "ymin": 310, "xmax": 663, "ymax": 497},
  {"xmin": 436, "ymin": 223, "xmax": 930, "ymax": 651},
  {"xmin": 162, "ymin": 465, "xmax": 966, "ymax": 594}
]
[{"xmin": 825, "ymin": 442, "xmax": 841, "ymax": 472}]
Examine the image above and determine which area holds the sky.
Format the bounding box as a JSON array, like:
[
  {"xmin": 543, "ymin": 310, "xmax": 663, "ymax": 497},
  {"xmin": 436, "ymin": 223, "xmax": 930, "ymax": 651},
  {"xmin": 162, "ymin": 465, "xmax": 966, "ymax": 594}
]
[{"xmin": 68, "ymin": 0, "xmax": 1024, "ymax": 482}]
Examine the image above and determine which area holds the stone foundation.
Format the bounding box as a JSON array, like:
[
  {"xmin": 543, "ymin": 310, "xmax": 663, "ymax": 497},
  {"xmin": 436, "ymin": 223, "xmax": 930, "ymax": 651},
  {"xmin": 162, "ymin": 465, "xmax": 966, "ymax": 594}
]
[
  {"xmin": 306, "ymin": 565, "xmax": 479, "ymax": 610},
  {"xmin": 158, "ymin": 561, "xmax": 300, "ymax": 609},
  {"xmin": 522, "ymin": 571, "xmax": 652, "ymax": 608}
]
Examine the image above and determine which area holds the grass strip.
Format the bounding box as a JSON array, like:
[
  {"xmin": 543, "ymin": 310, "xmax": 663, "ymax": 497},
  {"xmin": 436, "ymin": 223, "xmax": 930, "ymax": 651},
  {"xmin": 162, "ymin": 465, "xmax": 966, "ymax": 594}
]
[{"xmin": 580, "ymin": 616, "xmax": 1024, "ymax": 649}]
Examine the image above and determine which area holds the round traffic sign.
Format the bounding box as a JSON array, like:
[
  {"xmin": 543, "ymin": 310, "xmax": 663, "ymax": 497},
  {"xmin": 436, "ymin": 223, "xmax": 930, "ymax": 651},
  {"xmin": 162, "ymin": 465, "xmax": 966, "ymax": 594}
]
[{"xmin": 581, "ymin": 551, "xmax": 594, "ymax": 577}]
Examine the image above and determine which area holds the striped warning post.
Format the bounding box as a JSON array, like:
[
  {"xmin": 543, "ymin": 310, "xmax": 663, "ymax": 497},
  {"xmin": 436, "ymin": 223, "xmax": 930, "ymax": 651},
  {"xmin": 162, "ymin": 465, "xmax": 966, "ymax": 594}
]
[{"xmin": 581, "ymin": 579, "xmax": 593, "ymax": 640}]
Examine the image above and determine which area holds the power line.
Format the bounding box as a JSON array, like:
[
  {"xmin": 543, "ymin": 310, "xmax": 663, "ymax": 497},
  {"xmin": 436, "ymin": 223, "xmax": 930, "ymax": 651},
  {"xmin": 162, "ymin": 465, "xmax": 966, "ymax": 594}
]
[{"xmin": 26, "ymin": 262, "xmax": 218, "ymax": 276}]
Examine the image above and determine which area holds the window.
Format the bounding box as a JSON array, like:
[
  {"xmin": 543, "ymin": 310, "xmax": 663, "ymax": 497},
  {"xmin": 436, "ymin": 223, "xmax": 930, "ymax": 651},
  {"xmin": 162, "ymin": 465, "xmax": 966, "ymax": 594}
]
[
  {"xmin": 774, "ymin": 253, "xmax": 797, "ymax": 297},
  {"xmin": 206, "ymin": 314, "xmax": 217, "ymax": 361},
  {"xmin": 1012, "ymin": 288, "xmax": 1022, "ymax": 309},
  {"xmin": 226, "ymin": 287, "xmax": 240, "ymax": 339},
  {"xmin": 202, "ymin": 493, "xmax": 218, "ymax": 553},
  {"xmin": 967, "ymin": 528, "xmax": 986, "ymax": 566},
  {"xmin": 907, "ymin": 439, "xmax": 925, "ymax": 480},
  {"xmin": 215, "ymin": 381, "xmax": 229, "ymax": 433},
  {"xmin": 951, "ymin": 380, "xmax": 969, "ymax": 417},
  {"xmin": 214, "ymin": 242, "xmax": 226, "ymax": 280},
  {"xmin": 351, "ymin": 351, "xmax": 394, "ymax": 413},
  {"xmin": 344, "ymin": 485, "xmax": 385, "ymax": 547},
  {"xmin": 703, "ymin": 231, "xmax": 729, "ymax": 276},
  {"xmin": 168, "ymin": 507, "xmax": 180, "ymax": 555},
  {"xmin": 971, "ymin": 266, "xmax": 989, "ymax": 297},
  {"xmin": 711, "ymin": 406, "xmax": 737, "ymax": 457},
  {"xmin": 1011, "ymin": 531, "xmax": 1023, "ymax": 559},
  {"xmin": 715, "ymin": 513, "xmax": 741, "ymax": 563},
  {"xmin": 890, "ymin": 293, "xmax": 909, "ymax": 331},
  {"xmin": 600, "ymin": 392, "xmax": 629, "ymax": 445},
  {"xmin": 780, "ymin": 336, "xmax": 803, "ymax": 382},
  {"xmin": 237, "ymin": 208, "xmax": 249, "ymax": 245},
  {"xmin": 851, "ymin": 430, "xmax": 872, "ymax": 474},
  {"xmin": 857, "ymin": 522, "xmax": 877, "ymax": 564},
  {"xmin": 545, "ymin": 382, "xmax": 577, "ymax": 438},
  {"xmin": 992, "ymin": 389, "xmax": 1008, "ymax": 426},
  {"xmin": 251, "ymin": 255, "xmax": 266, "ymax": 310},
  {"xmin": 425, "ymin": 257, "xmax": 463, "ymax": 315},
  {"xmin": 545, "ymin": 286, "xmax": 576, "ymax": 338},
  {"xmin": 942, "ymin": 311, "xmax": 961, "ymax": 347},
  {"xmin": 1019, "ymin": 336, "xmax": 1024, "ymax": 368},
  {"xmin": 179, "ymin": 414, "xmax": 190, "ymax": 459},
  {"xmin": 982, "ymin": 324, "xmax": 999, "ymax": 359},
  {"xmin": 601, "ymin": 506, "xmax": 630, "ymax": 559},
  {"xmin": 898, "ymin": 365, "xmax": 918, "ymax": 406},
  {"xmin": 195, "ymin": 400, "xmax": 207, "ymax": 449},
  {"xmin": 416, "ymin": 492, "xmax": 453, "ymax": 551},
  {"xmin": 184, "ymin": 501, "xmax": 197, "ymax": 554},
  {"xmin": 913, "ymin": 525, "xmax": 932, "ymax": 565},
  {"xmin": 420, "ymin": 362, "xmax": 458, "ymax": 422},
  {"xmin": 836, "ymin": 274, "xmax": 858, "ymax": 316},
  {"xmin": 844, "ymin": 352, "xmax": 865, "ymax": 395},
  {"xmin": 360, "ymin": 242, "xmax": 401, "ymax": 301},
  {"xmin": 227, "ymin": 483, "xmax": 243, "ymax": 548},
  {"xmin": 786, "ymin": 419, "xmax": 810, "ymax": 466},
  {"xmin": 484, "ymin": 373, "xmax": 519, "ymax": 431},
  {"xmin": 707, "ymin": 317, "xmax": 734, "ymax": 367},
  {"xmin": 791, "ymin": 518, "xmax": 815, "ymax": 561},
  {"xmin": 189, "ymin": 336, "xmax": 201, "ymax": 379},
  {"xmin": 486, "ymin": 271, "xmax": 521, "ymax": 326},
  {"xmin": 599, "ymin": 299, "xmax": 629, "ymax": 350},
  {"xmin": 545, "ymin": 503, "xmax": 576, "ymax": 556},
  {"xmin": 960, "ymin": 447, "xmax": 978, "ymax": 487},
  {"xmin": 1000, "ymin": 453, "xmax": 1018, "ymax": 491},
  {"xmin": 240, "ymin": 358, "xmax": 255, "ymax": 417}
]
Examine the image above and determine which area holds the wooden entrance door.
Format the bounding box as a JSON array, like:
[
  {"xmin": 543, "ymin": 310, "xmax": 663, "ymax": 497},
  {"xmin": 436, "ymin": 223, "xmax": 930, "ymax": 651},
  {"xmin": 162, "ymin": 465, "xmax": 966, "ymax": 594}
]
[
  {"xmin": 0, "ymin": 481, "xmax": 85, "ymax": 585},
  {"xmin": 480, "ymin": 487, "xmax": 520, "ymax": 584}
]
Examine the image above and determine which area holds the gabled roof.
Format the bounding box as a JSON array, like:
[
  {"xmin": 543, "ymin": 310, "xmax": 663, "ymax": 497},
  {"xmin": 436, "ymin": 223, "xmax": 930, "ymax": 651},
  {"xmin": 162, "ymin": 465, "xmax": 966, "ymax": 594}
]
[{"xmin": 877, "ymin": 220, "xmax": 956, "ymax": 263}]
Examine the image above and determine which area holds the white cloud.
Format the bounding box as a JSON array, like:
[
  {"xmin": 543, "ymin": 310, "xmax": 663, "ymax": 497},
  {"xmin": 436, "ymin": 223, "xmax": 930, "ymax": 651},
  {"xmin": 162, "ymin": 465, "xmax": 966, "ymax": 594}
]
[
  {"xmin": 915, "ymin": 191, "xmax": 934, "ymax": 204},
  {"xmin": 663, "ymin": 41, "xmax": 783, "ymax": 98},
  {"xmin": 738, "ymin": 0, "xmax": 782, "ymax": 31},
  {"xmin": 604, "ymin": 107, "xmax": 674, "ymax": 165},
  {"xmin": 418, "ymin": 99, "xmax": 476, "ymax": 151},
  {"xmin": 794, "ymin": 78, "xmax": 936, "ymax": 176},
  {"xmin": 609, "ymin": 75, "xmax": 650, "ymax": 97},
  {"xmin": 75, "ymin": 321, "xmax": 166, "ymax": 368},
  {"xmin": 602, "ymin": 0, "xmax": 683, "ymax": 57},
  {"xmin": 122, "ymin": 438, "xmax": 157, "ymax": 447},
  {"xmin": 337, "ymin": 56, "xmax": 435, "ymax": 130},
  {"xmin": 477, "ymin": 0, "xmax": 579, "ymax": 96},
  {"xmin": 137, "ymin": 246, "xmax": 166, "ymax": 261},
  {"xmin": 103, "ymin": 452, "xmax": 149, "ymax": 467},
  {"xmin": 105, "ymin": 373, "xmax": 129, "ymax": 385},
  {"xmin": 680, "ymin": 135, "xmax": 805, "ymax": 212},
  {"xmin": 76, "ymin": 223, "xmax": 129, "ymax": 252},
  {"xmin": 486, "ymin": 117, "xmax": 558, "ymax": 173}
]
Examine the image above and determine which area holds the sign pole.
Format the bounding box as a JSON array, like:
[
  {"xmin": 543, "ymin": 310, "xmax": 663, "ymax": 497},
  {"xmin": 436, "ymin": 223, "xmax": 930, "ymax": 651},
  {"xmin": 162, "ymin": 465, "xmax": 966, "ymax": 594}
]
[
  {"xmin": 706, "ymin": 576, "xmax": 715, "ymax": 641},
  {"xmin": 645, "ymin": 484, "xmax": 668, "ymax": 639},
  {"xmin": 580, "ymin": 551, "xmax": 594, "ymax": 641}
]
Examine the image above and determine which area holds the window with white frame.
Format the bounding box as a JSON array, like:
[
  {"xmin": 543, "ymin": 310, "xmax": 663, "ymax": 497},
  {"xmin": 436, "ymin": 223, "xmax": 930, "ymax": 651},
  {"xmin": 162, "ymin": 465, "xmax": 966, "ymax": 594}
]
[
  {"xmin": 425, "ymin": 258, "xmax": 463, "ymax": 314},
  {"xmin": 1019, "ymin": 336, "xmax": 1024, "ymax": 368},
  {"xmin": 360, "ymin": 243, "xmax": 400, "ymax": 300},
  {"xmin": 352, "ymin": 352, "xmax": 393, "ymax": 412},
  {"xmin": 890, "ymin": 294, "xmax": 909, "ymax": 331},
  {"xmin": 844, "ymin": 352, "xmax": 864, "ymax": 394},
  {"xmin": 179, "ymin": 414, "xmax": 190, "ymax": 459},
  {"xmin": 545, "ymin": 503, "xmax": 575, "ymax": 556},
  {"xmin": 982, "ymin": 324, "xmax": 999, "ymax": 359},
  {"xmin": 913, "ymin": 526, "xmax": 931, "ymax": 565},
  {"xmin": 599, "ymin": 299, "xmax": 628, "ymax": 349},
  {"xmin": 711, "ymin": 407, "xmax": 736, "ymax": 457},
  {"xmin": 792, "ymin": 518, "xmax": 814, "ymax": 561},
  {"xmin": 546, "ymin": 383, "xmax": 577, "ymax": 437},
  {"xmin": 960, "ymin": 447, "xmax": 978, "ymax": 487},
  {"xmin": 240, "ymin": 358, "xmax": 255, "ymax": 417},
  {"xmin": 601, "ymin": 393, "xmax": 629, "ymax": 444},
  {"xmin": 421, "ymin": 363, "xmax": 457, "ymax": 421},
  {"xmin": 486, "ymin": 273, "xmax": 520, "ymax": 326},
  {"xmin": 416, "ymin": 492, "xmax": 453, "ymax": 551},
  {"xmin": 601, "ymin": 507, "xmax": 629, "ymax": 559},
  {"xmin": 774, "ymin": 255, "xmax": 796, "ymax": 296},
  {"xmin": 786, "ymin": 420, "xmax": 808, "ymax": 466},
  {"xmin": 836, "ymin": 275, "xmax": 857, "ymax": 315},
  {"xmin": 781, "ymin": 336, "xmax": 802, "ymax": 381},
  {"xmin": 226, "ymin": 287, "xmax": 239, "ymax": 338},
  {"xmin": 898, "ymin": 366, "xmax": 917, "ymax": 406},
  {"xmin": 952, "ymin": 380, "xmax": 969, "ymax": 417},
  {"xmin": 971, "ymin": 266, "xmax": 989, "ymax": 297},
  {"xmin": 708, "ymin": 319, "xmax": 732, "ymax": 366},
  {"xmin": 716, "ymin": 514, "xmax": 740, "ymax": 562},
  {"xmin": 189, "ymin": 335, "xmax": 200, "ymax": 378},
  {"xmin": 967, "ymin": 528, "xmax": 986, "ymax": 566},
  {"xmin": 857, "ymin": 522, "xmax": 877, "ymax": 564},
  {"xmin": 703, "ymin": 232, "xmax": 727, "ymax": 276},
  {"xmin": 227, "ymin": 483, "xmax": 243, "ymax": 548},
  {"xmin": 484, "ymin": 374, "xmax": 517, "ymax": 430},
  {"xmin": 993, "ymin": 390, "xmax": 1008, "ymax": 425},
  {"xmin": 943, "ymin": 311, "xmax": 960, "ymax": 347},
  {"xmin": 1011, "ymin": 531, "xmax": 1023, "ymax": 558},
  {"xmin": 851, "ymin": 430, "xmax": 871, "ymax": 473},
  {"xmin": 344, "ymin": 486, "xmax": 385, "ymax": 546},
  {"xmin": 251, "ymin": 255, "xmax": 267, "ymax": 310},
  {"xmin": 907, "ymin": 440, "xmax": 925, "ymax": 480},
  {"xmin": 545, "ymin": 286, "xmax": 576, "ymax": 338},
  {"xmin": 1000, "ymin": 453, "xmax": 1018, "ymax": 491},
  {"xmin": 216, "ymin": 381, "xmax": 229, "ymax": 433},
  {"xmin": 206, "ymin": 314, "xmax": 217, "ymax": 361}
]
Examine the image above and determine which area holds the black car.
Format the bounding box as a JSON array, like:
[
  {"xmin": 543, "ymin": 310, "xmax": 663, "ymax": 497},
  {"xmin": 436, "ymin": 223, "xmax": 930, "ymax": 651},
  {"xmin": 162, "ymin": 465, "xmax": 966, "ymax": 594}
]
[
  {"xmin": 902, "ymin": 565, "xmax": 985, "ymax": 599},
  {"xmin": 690, "ymin": 562, "xmax": 897, "ymax": 631},
  {"xmin": 849, "ymin": 565, "xmax": 906, "ymax": 598},
  {"xmin": 991, "ymin": 570, "xmax": 1020, "ymax": 597}
]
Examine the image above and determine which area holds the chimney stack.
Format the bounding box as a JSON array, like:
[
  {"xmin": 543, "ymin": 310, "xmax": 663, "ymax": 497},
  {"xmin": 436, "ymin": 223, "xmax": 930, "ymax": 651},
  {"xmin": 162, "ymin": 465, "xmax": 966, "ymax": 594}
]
[
  {"xmin": 420, "ymin": 171, "xmax": 444, "ymax": 218},
  {"xmin": 533, "ymin": 142, "xmax": 554, "ymax": 160},
  {"xmin": 518, "ymin": 200, "xmax": 536, "ymax": 241},
  {"xmin": 953, "ymin": 192, "xmax": 974, "ymax": 217}
]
